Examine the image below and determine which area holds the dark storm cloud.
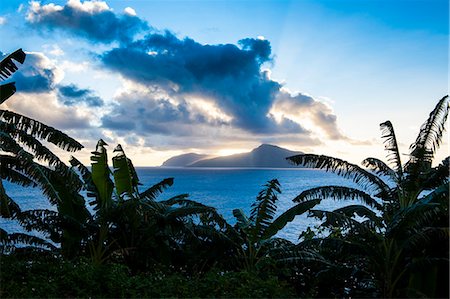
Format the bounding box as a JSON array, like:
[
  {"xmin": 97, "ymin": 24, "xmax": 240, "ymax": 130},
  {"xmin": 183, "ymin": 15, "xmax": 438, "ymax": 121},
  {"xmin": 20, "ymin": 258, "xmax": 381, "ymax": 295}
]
[
  {"xmin": 101, "ymin": 32, "xmax": 302, "ymax": 134},
  {"xmin": 26, "ymin": 0, "xmax": 149, "ymax": 44},
  {"xmin": 57, "ymin": 84, "xmax": 104, "ymax": 107}
]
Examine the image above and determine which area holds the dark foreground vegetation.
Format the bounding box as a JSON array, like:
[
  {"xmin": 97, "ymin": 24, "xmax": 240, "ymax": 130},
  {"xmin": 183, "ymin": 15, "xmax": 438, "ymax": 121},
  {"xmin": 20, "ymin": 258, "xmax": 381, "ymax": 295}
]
[{"xmin": 1, "ymin": 50, "xmax": 448, "ymax": 298}]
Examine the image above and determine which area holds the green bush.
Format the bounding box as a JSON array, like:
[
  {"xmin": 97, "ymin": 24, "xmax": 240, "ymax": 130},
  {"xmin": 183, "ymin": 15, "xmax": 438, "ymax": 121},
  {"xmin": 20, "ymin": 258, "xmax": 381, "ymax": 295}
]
[{"xmin": 0, "ymin": 254, "xmax": 295, "ymax": 298}]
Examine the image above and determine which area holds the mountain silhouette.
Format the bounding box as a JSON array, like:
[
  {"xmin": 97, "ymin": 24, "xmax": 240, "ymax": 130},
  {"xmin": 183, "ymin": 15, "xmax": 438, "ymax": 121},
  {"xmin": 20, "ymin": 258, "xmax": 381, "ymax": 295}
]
[
  {"xmin": 161, "ymin": 153, "xmax": 211, "ymax": 167},
  {"xmin": 161, "ymin": 144, "xmax": 303, "ymax": 168}
]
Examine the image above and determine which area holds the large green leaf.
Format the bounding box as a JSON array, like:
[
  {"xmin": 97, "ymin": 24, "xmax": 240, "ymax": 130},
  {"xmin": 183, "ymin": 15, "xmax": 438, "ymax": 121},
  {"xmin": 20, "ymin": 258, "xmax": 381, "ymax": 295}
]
[
  {"xmin": 112, "ymin": 144, "xmax": 138, "ymax": 198},
  {"xmin": 263, "ymin": 199, "xmax": 321, "ymax": 239},
  {"xmin": 90, "ymin": 139, "xmax": 114, "ymax": 210}
]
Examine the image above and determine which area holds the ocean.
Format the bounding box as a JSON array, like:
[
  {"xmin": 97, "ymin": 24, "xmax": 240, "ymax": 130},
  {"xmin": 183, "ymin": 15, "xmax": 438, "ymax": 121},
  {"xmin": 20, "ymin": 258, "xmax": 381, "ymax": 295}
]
[{"xmin": 1, "ymin": 167, "xmax": 360, "ymax": 243}]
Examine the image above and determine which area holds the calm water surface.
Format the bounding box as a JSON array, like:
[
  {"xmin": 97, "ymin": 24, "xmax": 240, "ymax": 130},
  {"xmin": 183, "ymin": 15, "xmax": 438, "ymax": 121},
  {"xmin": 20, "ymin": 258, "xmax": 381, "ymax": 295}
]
[{"xmin": 1, "ymin": 167, "xmax": 360, "ymax": 242}]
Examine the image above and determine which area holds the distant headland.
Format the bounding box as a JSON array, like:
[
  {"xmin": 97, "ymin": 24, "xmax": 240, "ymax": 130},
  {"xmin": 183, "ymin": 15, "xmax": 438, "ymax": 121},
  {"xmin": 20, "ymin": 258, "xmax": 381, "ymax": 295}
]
[{"xmin": 161, "ymin": 144, "xmax": 304, "ymax": 168}]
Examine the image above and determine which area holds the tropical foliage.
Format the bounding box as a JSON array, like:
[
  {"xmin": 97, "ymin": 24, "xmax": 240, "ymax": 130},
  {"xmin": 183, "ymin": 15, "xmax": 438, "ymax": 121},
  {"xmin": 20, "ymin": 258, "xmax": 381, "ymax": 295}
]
[
  {"xmin": 0, "ymin": 49, "xmax": 85, "ymax": 255},
  {"xmin": 1, "ymin": 47, "xmax": 448, "ymax": 297},
  {"xmin": 287, "ymin": 95, "xmax": 449, "ymax": 298}
]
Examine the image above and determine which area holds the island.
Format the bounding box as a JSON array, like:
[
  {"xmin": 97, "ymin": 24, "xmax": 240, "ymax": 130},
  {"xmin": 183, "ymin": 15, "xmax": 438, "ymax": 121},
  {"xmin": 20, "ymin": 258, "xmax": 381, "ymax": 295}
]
[{"xmin": 161, "ymin": 144, "xmax": 304, "ymax": 168}]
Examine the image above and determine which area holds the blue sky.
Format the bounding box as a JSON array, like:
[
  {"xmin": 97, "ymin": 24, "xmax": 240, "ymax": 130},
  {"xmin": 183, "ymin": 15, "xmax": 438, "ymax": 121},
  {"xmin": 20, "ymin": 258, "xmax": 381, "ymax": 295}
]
[{"xmin": 0, "ymin": 0, "xmax": 448, "ymax": 165}]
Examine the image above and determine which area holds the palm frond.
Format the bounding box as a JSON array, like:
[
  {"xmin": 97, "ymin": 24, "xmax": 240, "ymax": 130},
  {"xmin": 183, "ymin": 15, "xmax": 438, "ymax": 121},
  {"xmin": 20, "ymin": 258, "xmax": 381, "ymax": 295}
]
[
  {"xmin": 421, "ymin": 157, "xmax": 449, "ymax": 190},
  {"xmin": 16, "ymin": 209, "xmax": 62, "ymax": 242},
  {"xmin": 69, "ymin": 156, "xmax": 99, "ymax": 201},
  {"xmin": 271, "ymin": 246, "xmax": 330, "ymax": 266},
  {"xmin": 232, "ymin": 209, "xmax": 251, "ymax": 230},
  {"xmin": 288, "ymin": 154, "xmax": 390, "ymax": 196},
  {"xmin": 140, "ymin": 178, "xmax": 174, "ymax": 200},
  {"xmin": 0, "ymin": 130, "xmax": 23, "ymax": 154},
  {"xmin": 250, "ymin": 179, "xmax": 281, "ymax": 240},
  {"xmin": 164, "ymin": 205, "xmax": 215, "ymax": 219},
  {"xmin": 0, "ymin": 228, "xmax": 56, "ymax": 252},
  {"xmin": 380, "ymin": 121, "xmax": 403, "ymax": 178},
  {"xmin": 0, "ymin": 48, "xmax": 26, "ymax": 80},
  {"xmin": 0, "ymin": 180, "xmax": 21, "ymax": 218},
  {"xmin": 0, "ymin": 109, "xmax": 83, "ymax": 151},
  {"xmin": 408, "ymin": 95, "xmax": 449, "ymax": 166},
  {"xmin": 387, "ymin": 199, "xmax": 442, "ymax": 238},
  {"xmin": 294, "ymin": 185, "xmax": 383, "ymax": 210},
  {"xmin": 362, "ymin": 157, "xmax": 397, "ymax": 183},
  {"xmin": 309, "ymin": 209, "xmax": 374, "ymax": 234},
  {"xmin": 0, "ymin": 159, "xmax": 36, "ymax": 187},
  {"xmin": 1, "ymin": 120, "xmax": 65, "ymax": 167},
  {"xmin": 1, "ymin": 154, "xmax": 63, "ymax": 205},
  {"xmin": 159, "ymin": 193, "xmax": 189, "ymax": 205},
  {"xmin": 0, "ymin": 82, "xmax": 16, "ymax": 104},
  {"xmin": 404, "ymin": 226, "xmax": 449, "ymax": 250},
  {"xmin": 333, "ymin": 205, "xmax": 382, "ymax": 225},
  {"xmin": 263, "ymin": 199, "xmax": 321, "ymax": 239}
]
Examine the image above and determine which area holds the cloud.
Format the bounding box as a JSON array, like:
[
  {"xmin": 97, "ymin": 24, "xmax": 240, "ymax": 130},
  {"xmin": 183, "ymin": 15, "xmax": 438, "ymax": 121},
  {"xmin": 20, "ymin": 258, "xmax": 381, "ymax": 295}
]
[
  {"xmin": 2, "ymin": 50, "xmax": 102, "ymax": 131},
  {"xmin": 271, "ymin": 91, "xmax": 347, "ymax": 140},
  {"xmin": 100, "ymin": 31, "xmax": 307, "ymax": 134},
  {"xmin": 57, "ymin": 84, "xmax": 104, "ymax": 107},
  {"xmin": 3, "ymin": 92, "xmax": 93, "ymax": 130},
  {"xmin": 124, "ymin": 7, "xmax": 136, "ymax": 16},
  {"xmin": 101, "ymin": 88, "xmax": 227, "ymax": 136},
  {"xmin": 8, "ymin": 52, "xmax": 62, "ymax": 93},
  {"xmin": 0, "ymin": 16, "xmax": 6, "ymax": 25},
  {"xmin": 26, "ymin": 0, "xmax": 149, "ymax": 44},
  {"xmin": 21, "ymin": 0, "xmax": 350, "ymax": 153},
  {"xmin": 42, "ymin": 44, "xmax": 65, "ymax": 56}
]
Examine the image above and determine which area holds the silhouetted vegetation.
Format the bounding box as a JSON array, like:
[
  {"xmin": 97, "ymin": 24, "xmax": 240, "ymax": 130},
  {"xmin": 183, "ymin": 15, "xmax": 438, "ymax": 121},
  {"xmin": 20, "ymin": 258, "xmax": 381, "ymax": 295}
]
[{"xmin": 1, "ymin": 49, "xmax": 448, "ymax": 298}]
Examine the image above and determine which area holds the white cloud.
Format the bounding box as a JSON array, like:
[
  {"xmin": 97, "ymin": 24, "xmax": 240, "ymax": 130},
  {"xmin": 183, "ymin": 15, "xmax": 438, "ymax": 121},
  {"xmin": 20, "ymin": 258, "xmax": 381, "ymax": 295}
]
[
  {"xmin": 67, "ymin": 0, "xmax": 111, "ymax": 14},
  {"xmin": 42, "ymin": 44, "xmax": 65, "ymax": 56},
  {"xmin": 3, "ymin": 92, "xmax": 94, "ymax": 130},
  {"xmin": 124, "ymin": 7, "xmax": 136, "ymax": 16},
  {"xmin": 26, "ymin": 1, "xmax": 63, "ymax": 22},
  {"xmin": 0, "ymin": 17, "xmax": 6, "ymax": 25},
  {"xmin": 27, "ymin": 0, "xmax": 111, "ymax": 22},
  {"xmin": 270, "ymin": 91, "xmax": 346, "ymax": 140}
]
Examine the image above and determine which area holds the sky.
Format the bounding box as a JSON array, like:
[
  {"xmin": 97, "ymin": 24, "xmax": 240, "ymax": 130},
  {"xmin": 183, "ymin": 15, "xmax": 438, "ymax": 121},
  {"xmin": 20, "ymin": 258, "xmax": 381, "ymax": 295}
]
[{"xmin": 0, "ymin": 0, "xmax": 448, "ymax": 166}]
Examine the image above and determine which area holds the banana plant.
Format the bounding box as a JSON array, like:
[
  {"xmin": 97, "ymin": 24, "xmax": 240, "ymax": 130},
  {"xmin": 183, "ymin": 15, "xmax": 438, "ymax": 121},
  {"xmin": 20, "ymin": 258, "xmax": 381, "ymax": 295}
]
[
  {"xmin": 231, "ymin": 179, "xmax": 326, "ymax": 271},
  {"xmin": 287, "ymin": 96, "xmax": 449, "ymax": 298},
  {"xmin": 0, "ymin": 49, "xmax": 87, "ymax": 256},
  {"xmin": 71, "ymin": 140, "xmax": 227, "ymax": 269}
]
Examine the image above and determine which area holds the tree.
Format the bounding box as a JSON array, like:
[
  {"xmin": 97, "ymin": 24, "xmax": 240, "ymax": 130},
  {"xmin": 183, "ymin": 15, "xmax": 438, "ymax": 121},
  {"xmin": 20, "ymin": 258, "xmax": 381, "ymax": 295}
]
[
  {"xmin": 70, "ymin": 140, "xmax": 228, "ymax": 270},
  {"xmin": 287, "ymin": 95, "xmax": 449, "ymax": 297},
  {"xmin": 0, "ymin": 49, "xmax": 87, "ymax": 256},
  {"xmin": 230, "ymin": 179, "xmax": 325, "ymax": 272}
]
